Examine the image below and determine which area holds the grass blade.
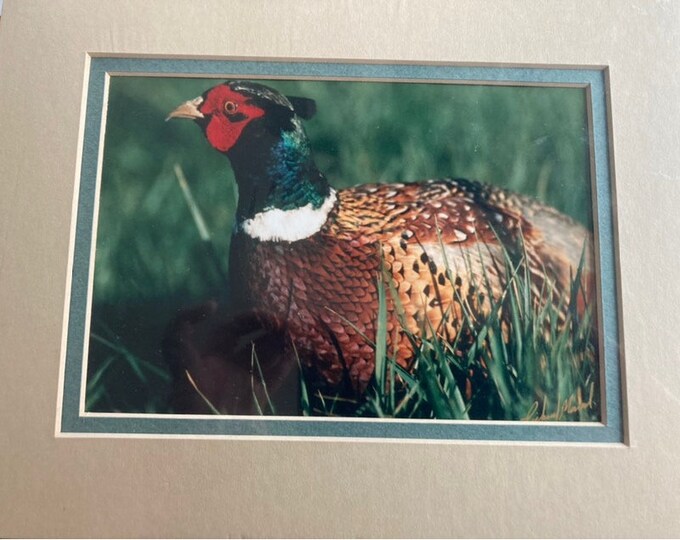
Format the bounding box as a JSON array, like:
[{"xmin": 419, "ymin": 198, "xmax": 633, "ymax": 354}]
[
  {"xmin": 251, "ymin": 343, "xmax": 276, "ymax": 415},
  {"xmin": 185, "ymin": 370, "xmax": 221, "ymax": 415},
  {"xmin": 374, "ymin": 274, "xmax": 388, "ymax": 399}
]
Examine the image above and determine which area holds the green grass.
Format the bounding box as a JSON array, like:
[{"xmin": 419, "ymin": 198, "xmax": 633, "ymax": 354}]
[
  {"xmin": 85, "ymin": 76, "xmax": 597, "ymax": 418},
  {"xmin": 296, "ymin": 235, "xmax": 598, "ymax": 422}
]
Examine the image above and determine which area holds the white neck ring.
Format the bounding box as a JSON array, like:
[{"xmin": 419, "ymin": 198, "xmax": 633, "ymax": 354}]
[{"xmin": 240, "ymin": 189, "xmax": 337, "ymax": 242}]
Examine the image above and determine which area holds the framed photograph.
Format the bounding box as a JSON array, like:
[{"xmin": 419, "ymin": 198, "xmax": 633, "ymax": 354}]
[
  {"xmin": 58, "ymin": 58, "xmax": 623, "ymax": 443},
  {"xmin": 2, "ymin": 1, "xmax": 679, "ymax": 538}
]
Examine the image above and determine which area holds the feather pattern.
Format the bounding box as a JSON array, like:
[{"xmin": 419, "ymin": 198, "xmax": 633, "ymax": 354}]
[{"xmin": 229, "ymin": 179, "xmax": 593, "ymax": 392}]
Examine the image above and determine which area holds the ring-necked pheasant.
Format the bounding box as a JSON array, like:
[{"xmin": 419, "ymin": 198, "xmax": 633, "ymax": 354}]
[{"xmin": 167, "ymin": 81, "xmax": 594, "ymax": 401}]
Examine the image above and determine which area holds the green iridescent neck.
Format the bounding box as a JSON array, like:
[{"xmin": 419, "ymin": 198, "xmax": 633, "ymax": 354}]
[
  {"xmin": 264, "ymin": 128, "xmax": 328, "ymax": 210},
  {"xmin": 230, "ymin": 119, "xmax": 330, "ymax": 220}
]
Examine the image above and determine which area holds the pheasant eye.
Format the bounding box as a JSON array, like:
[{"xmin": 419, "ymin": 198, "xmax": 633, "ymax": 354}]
[{"xmin": 224, "ymin": 101, "xmax": 238, "ymax": 114}]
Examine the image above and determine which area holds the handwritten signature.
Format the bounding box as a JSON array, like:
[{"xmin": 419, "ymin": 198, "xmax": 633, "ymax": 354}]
[{"xmin": 522, "ymin": 382, "xmax": 595, "ymax": 421}]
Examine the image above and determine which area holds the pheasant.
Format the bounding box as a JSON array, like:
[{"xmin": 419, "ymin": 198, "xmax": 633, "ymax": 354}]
[{"xmin": 167, "ymin": 81, "xmax": 594, "ymax": 402}]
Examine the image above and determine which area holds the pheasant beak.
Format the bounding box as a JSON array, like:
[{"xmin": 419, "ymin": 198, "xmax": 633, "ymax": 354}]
[{"xmin": 166, "ymin": 96, "xmax": 205, "ymax": 121}]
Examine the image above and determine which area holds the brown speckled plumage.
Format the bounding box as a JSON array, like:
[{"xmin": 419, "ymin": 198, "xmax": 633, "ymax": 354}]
[{"xmin": 230, "ymin": 178, "xmax": 593, "ymax": 393}]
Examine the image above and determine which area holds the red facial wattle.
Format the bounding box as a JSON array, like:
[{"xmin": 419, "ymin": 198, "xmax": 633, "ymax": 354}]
[{"xmin": 199, "ymin": 85, "xmax": 265, "ymax": 153}]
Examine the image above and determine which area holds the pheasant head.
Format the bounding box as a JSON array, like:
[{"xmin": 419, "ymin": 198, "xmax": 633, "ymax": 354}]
[{"xmin": 168, "ymin": 81, "xmax": 332, "ymax": 240}]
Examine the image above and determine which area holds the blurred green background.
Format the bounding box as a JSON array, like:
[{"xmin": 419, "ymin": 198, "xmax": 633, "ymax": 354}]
[{"xmin": 87, "ymin": 76, "xmax": 592, "ymax": 413}]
